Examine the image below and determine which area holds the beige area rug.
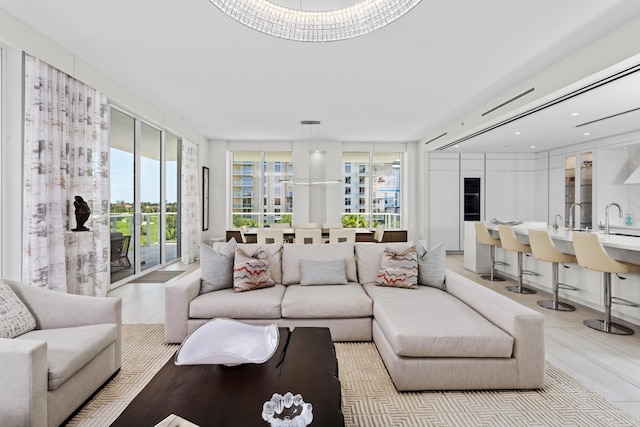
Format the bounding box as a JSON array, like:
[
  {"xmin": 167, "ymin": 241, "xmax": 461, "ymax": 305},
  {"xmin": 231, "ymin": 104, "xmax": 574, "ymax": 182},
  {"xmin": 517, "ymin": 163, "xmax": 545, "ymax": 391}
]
[{"xmin": 66, "ymin": 324, "xmax": 639, "ymax": 426}]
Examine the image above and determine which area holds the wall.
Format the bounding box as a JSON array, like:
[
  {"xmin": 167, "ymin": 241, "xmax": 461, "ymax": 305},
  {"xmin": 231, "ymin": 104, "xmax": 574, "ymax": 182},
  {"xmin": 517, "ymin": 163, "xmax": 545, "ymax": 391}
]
[{"xmin": 0, "ymin": 9, "xmax": 207, "ymax": 280}]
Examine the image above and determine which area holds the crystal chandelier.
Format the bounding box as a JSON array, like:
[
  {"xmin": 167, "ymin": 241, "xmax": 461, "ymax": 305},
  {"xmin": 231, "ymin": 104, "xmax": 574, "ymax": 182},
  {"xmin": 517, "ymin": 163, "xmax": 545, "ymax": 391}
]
[{"xmin": 208, "ymin": 0, "xmax": 423, "ymax": 42}]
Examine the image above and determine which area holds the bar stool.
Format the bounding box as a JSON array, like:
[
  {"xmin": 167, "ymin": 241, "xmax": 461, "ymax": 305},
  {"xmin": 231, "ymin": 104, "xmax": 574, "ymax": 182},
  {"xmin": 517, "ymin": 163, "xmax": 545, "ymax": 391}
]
[
  {"xmin": 473, "ymin": 221, "xmax": 507, "ymax": 281},
  {"xmin": 498, "ymin": 224, "xmax": 537, "ymax": 294},
  {"xmin": 528, "ymin": 229, "xmax": 578, "ymax": 311},
  {"xmin": 572, "ymin": 232, "xmax": 640, "ymax": 335}
]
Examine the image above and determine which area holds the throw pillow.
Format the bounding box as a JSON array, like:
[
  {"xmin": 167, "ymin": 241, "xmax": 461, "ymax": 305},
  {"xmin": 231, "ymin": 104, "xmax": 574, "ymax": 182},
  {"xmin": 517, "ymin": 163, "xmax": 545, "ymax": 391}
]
[
  {"xmin": 375, "ymin": 247, "xmax": 418, "ymax": 289},
  {"xmin": 416, "ymin": 240, "xmax": 447, "ymax": 290},
  {"xmin": 237, "ymin": 242, "xmax": 283, "ymax": 284},
  {"xmin": 200, "ymin": 238, "xmax": 237, "ymax": 294},
  {"xmin": 299, "ymin": 259, "xmax": 348, "ymax": 286},
  {"xmin": 0, "ymin": 279, "xmax": 37, "ymax": 338},
  {"xmin": 233, "ymin": 248, "xmax": 275, "ymax": 292},
  {"xmin": 355, "ymin": 242, "xmax": 415, "ymax": 284}
]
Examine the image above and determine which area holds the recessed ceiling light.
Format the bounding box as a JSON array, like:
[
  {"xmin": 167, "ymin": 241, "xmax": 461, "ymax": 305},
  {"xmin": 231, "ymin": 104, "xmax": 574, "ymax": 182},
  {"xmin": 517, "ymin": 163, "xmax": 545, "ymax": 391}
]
[
  {"xmin": 584, "ymin": 132, "xmax": 591, "ymax": 136},
  {"xmin": 571, "ymin": 112, "xmax": 579, "ymax": 116},
  {"xmin": 530, "ymin": 145, "xmax": 536, "ymax": 149},
  {"xmin": 454, "ymin": 145, "xmax": 459, "ymax": 148},
  {"xmin": 514, "ymin": 131, "xmax": 521, "ymax": 135}
]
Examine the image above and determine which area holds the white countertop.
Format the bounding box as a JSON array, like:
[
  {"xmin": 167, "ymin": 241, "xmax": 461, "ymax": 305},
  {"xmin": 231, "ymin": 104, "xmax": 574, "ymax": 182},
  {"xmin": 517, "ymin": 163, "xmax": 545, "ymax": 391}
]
[{"xmin": 484, "ymin": 221, "xmax": 640, "ymax": 253}]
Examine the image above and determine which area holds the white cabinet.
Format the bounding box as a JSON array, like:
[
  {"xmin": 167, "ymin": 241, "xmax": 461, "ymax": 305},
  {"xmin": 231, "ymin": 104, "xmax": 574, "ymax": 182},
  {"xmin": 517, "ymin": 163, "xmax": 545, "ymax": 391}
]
[
  {"xmin": 427, "ymin": 152, "xmax": 537, "ymax": 252},
  {"xmin": 429, "ymin": 154, "xmax": 460, "ymax": 251}
]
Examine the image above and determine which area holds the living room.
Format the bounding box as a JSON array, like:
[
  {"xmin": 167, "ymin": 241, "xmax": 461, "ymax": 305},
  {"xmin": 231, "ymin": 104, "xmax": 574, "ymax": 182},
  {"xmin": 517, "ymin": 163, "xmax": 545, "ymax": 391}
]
[{"xmin": 2, "ymin": 1, "xmax": 640, "ymax": 426}]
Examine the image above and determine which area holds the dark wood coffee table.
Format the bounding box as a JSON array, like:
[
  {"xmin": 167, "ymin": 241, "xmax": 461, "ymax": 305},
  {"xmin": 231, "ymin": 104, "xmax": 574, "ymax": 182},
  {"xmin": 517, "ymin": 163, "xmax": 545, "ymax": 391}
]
[{"xmin": 111, "ymin": 327, "xmax": 344, "ymax": 427}]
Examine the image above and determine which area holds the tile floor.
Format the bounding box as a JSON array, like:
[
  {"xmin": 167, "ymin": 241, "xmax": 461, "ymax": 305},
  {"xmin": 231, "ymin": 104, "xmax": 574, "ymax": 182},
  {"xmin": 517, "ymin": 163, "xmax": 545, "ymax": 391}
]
[{"xmin": 108, "ymin": 255, "xmax": 640, "ymax": 420}]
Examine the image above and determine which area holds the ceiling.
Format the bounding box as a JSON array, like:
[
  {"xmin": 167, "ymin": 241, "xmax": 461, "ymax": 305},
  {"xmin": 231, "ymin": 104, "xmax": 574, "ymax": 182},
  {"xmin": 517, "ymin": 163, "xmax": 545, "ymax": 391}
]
[{"xmin": 1, "ymin": 0, "xmax": 640, "ymax": 151}]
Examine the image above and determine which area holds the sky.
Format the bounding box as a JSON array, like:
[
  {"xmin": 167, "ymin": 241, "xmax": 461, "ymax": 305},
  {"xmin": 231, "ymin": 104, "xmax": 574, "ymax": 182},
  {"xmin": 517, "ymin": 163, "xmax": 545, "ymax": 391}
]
[{"xmin": 110, "ymin": 148, "xmax": 178, "ymax": 204}]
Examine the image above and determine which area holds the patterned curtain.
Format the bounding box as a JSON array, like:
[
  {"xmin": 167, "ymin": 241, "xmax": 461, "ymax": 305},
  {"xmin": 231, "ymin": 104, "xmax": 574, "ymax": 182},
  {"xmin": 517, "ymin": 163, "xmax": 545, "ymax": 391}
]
[
  {"xmin": 22, "ymin": 54, "xmax": 110, "ymax": 296},
  {"xmin": 181, "ymin": 139, "xmax": 201, "ymax": 264}
]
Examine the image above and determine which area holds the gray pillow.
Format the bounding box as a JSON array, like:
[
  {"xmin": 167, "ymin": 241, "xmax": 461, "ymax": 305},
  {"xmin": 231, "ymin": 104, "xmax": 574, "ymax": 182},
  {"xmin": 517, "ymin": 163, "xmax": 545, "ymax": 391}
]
[
  {"xmin": 299, "ymin": 259, "xmax": 348, "ymax": 286},
  {"xmin": 200, "ymin": 238, "xmax": 237, "ymax": 293},
  {"xmin": 0, "ymin": 279, "xmax": 37, "ymax": 338},
  {"xmin": 416, "ymin": 241, "xmax": 446, "ymax": 290}
]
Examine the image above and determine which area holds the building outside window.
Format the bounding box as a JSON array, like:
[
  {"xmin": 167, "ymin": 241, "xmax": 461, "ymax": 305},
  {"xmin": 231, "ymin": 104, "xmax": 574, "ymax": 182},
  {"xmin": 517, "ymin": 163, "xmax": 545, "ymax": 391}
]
[
  {"xmin": 231, "ymin": 151, "xmax": 293, "ymax": 227},
  {"xmin": 342, "ymin": 152, "xmax": 401, "ymax": 228}
]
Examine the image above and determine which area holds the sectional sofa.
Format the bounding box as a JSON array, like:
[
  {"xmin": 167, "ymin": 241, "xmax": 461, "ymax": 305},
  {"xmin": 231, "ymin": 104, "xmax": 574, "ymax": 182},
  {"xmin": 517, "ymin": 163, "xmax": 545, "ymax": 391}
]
[{"xmin": 165, "ymin": 241, "xmax": 545, "ymax": 391}]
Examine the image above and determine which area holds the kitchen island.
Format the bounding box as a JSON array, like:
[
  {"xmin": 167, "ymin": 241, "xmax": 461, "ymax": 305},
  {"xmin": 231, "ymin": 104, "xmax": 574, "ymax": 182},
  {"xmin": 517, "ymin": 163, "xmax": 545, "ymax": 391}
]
[{"xmin": 464, "ymin": 221, "xmax": 640, "ymax": 328}]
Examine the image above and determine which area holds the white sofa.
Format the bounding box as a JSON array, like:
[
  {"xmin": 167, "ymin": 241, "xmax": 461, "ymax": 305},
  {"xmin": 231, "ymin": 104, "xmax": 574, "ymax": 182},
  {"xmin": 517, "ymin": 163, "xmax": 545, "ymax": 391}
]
[
  {"xmin": 165, "ymin": 241, "xmax": 545, "ymax": 391},
  {"xmin": 0, "ymin": 280, "xmax": 122, "ymax": 427}
]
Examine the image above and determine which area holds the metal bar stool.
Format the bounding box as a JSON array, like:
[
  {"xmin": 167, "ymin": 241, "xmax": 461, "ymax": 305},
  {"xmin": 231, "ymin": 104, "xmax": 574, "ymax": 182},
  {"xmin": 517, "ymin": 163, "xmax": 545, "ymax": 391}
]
[
  {"xmin": 572, "ymin": 232, "xmax": 640, "ymax": 335},
  {"xmin": 498, "ymin": 224, "xmax": 537, "ymax": 294},
  {"xmin": 474, "ymin": 221, "xmax": 507, "ymax": 281},
  {"xmin": 528, "ymin": 229, "xmax": 578, "ymax": 311}
]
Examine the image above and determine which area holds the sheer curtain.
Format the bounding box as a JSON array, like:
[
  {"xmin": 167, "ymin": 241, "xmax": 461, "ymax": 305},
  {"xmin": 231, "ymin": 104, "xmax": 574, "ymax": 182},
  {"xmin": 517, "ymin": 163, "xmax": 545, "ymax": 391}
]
[
  {"xmin": 181, "ymin": 138, "xmax": 201, "ymax": 263},
  {"xmin": 22, "ymin": 54, "xmax": 110, "ymax": 296}
]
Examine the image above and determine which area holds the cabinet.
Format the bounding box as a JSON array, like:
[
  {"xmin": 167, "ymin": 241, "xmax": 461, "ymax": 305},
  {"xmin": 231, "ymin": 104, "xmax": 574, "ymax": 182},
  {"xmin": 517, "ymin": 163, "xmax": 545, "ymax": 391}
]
[{"xmin": 564, "ymin": 151, "xmax": 592, "ymax": 229}]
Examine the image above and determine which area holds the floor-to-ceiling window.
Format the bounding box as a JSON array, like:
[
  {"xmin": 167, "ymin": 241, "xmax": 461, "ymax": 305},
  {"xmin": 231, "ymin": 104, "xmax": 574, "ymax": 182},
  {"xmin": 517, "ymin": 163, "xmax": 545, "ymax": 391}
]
[
  {"xmin": 109, "ymin": 107, "xmax": 181, "ymax": 286},
  {"xmin": 342, "ymin": 152, "xmax": 402, "ymax": 228},
  {"xmin": 231, "ymin": 151, "xmax": 293, "ymax": 227}
]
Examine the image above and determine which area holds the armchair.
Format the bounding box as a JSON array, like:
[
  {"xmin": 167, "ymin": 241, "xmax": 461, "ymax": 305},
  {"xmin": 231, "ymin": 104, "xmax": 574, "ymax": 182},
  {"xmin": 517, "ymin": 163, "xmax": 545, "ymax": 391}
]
[{"xmin": 0, "ymin": 279, "xmax": 122, "ymax": 427}]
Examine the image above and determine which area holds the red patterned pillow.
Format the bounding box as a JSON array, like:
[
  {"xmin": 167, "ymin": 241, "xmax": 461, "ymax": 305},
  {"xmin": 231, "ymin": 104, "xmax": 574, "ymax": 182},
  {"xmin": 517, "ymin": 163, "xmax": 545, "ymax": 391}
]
[
  {"xmin": 375, "ymin": 247, "xmax": 418, "ymax": 289},
  {"xmin": 233, "ymin": 248, "xmax": 275, "ymax": 292}
]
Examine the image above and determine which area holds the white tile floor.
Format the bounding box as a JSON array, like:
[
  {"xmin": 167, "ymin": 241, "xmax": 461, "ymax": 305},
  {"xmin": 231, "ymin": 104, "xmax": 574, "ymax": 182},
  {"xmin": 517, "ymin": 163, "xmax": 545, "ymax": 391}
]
[{"xmin": 108, "ymin": 255, "xmax": 640, "ymax": 420}]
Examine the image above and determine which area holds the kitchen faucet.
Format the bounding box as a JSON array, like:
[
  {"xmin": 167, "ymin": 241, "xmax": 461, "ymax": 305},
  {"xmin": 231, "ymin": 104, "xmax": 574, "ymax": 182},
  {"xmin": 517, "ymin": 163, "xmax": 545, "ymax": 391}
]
[
  {"xmin": 568, "ymin": 203, "xmax": 582, "ymax": 231},
  {"xmin": 604, "ymin": 203, "xmax": 622, "ymax": 236},
  {"xmin": 553, "ymin": 214, "xmax": 562, "ymax": 230}
]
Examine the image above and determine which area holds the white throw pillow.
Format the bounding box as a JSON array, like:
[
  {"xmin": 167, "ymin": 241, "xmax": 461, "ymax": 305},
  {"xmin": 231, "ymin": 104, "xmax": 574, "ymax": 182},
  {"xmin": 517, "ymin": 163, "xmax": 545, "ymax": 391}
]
[
  {"xmin": 200, "ymin": 238, "xmax": 237, "ymax": 293},
  {"xmin": 355, "ymin": 242, "xmax": 415, "ymax": 284},
  {"xmin": 416, "ymin": 240, "xmax": 447, "ymax": 290},
  {"xmin": 0, "ymin": 279, "xmax": 37, "ymax": 338},
  {"xmin": 299, "ymin": 259, "xmax": 348, "ymax": 286}
]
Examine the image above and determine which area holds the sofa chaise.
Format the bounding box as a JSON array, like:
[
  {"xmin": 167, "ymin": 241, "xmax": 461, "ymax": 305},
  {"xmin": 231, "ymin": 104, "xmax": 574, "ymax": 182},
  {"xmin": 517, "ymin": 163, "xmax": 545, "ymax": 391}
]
[
  {"xmin": 0, "ymin": 279, "xmax": 122, "ymax": 427},
  {"xmin": 165, "ymin": 240, "xmax": 545, "ymax": 391}
]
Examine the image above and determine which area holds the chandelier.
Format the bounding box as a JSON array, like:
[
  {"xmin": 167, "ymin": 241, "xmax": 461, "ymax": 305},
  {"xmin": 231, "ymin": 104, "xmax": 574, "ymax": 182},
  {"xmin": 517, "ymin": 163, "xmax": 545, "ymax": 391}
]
[{"xmin": 208, "ymin": 0, "xmax": 423, "ymax": 42}]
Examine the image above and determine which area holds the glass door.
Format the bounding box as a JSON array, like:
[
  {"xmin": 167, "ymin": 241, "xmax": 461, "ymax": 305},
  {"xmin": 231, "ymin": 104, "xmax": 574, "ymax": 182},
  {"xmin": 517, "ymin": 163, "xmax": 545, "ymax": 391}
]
[
  {"xmin": 109, "ymin": 107, "xmax": 181, "ymax": 287},
  {"xmin": 110, "ymin": 109, "xmax": 136, "ymax": 283},
  {"xmin": 140, "ymin": 123, "xmax": 161, "ymax": 271}
]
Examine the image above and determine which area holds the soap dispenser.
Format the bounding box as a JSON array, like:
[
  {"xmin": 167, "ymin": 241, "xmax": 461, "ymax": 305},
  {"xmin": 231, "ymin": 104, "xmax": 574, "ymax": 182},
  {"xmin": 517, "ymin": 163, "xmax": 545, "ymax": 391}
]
[{"xmin": 626, "ymin": 212, "xmax": 632, "ymax": 226}]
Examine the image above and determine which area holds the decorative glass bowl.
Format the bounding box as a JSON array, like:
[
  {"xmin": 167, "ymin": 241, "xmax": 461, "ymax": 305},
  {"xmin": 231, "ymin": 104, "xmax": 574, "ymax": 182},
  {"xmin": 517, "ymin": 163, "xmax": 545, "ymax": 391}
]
[
  {"xmin": 262, "ymin": 392, "xmax": 313, "ymax": 427},
  {"xmin": 174, "ymin": 318, "xmax": 279, "ymax": 366}
]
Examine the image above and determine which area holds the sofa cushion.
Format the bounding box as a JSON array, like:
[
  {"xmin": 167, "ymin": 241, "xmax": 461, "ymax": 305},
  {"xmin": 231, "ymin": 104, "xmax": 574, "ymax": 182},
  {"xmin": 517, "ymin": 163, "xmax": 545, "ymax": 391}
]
[
  {"xmin": 364, "ymin": 283, "xmax": 513, "ymax": 358},
  {"xmin": 200, "ymin": 239, "xmax": 236, "ymax": 293},
  {"xmin": 282, "ymin": 283, "xmax": 373, "ymax": 318},
  {"xmin": 0, "ymin": 279, "xmax": 37, "ymax": 338},
  {"xmin": 299, "ymin": 259, "xmax": 348, "ymax": 286},
  {"xmin": 16, "ymin": 324, "xmax": 118, "ymax": 390},
  {"xmin": 376, "ymin": 247, "xmax": 418, "ymax": 289},
  {"xmin": 233, "ymin": 248, "xmax": 275, "ymax": 292},
  {"xmin": 189, "ymin": 284, "xmax": 286, "ymax": 319},
  {"xmin": 416, "ymin": 241, "xmax": 447, "ymax": 290},
  {"xmin": 355, "ymin": 242, "xmax": 415, "ymax": 284},
  {"xmin": 282, "ymin": 242, "xmax": 356, "ymax": 285}
]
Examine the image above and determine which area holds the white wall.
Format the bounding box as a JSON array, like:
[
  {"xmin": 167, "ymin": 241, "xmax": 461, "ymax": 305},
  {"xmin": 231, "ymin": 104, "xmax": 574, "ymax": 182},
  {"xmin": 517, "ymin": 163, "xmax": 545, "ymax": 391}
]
[{"xmin": 0, "ymin": 9, "xmax": 207, "ymax": 280}]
